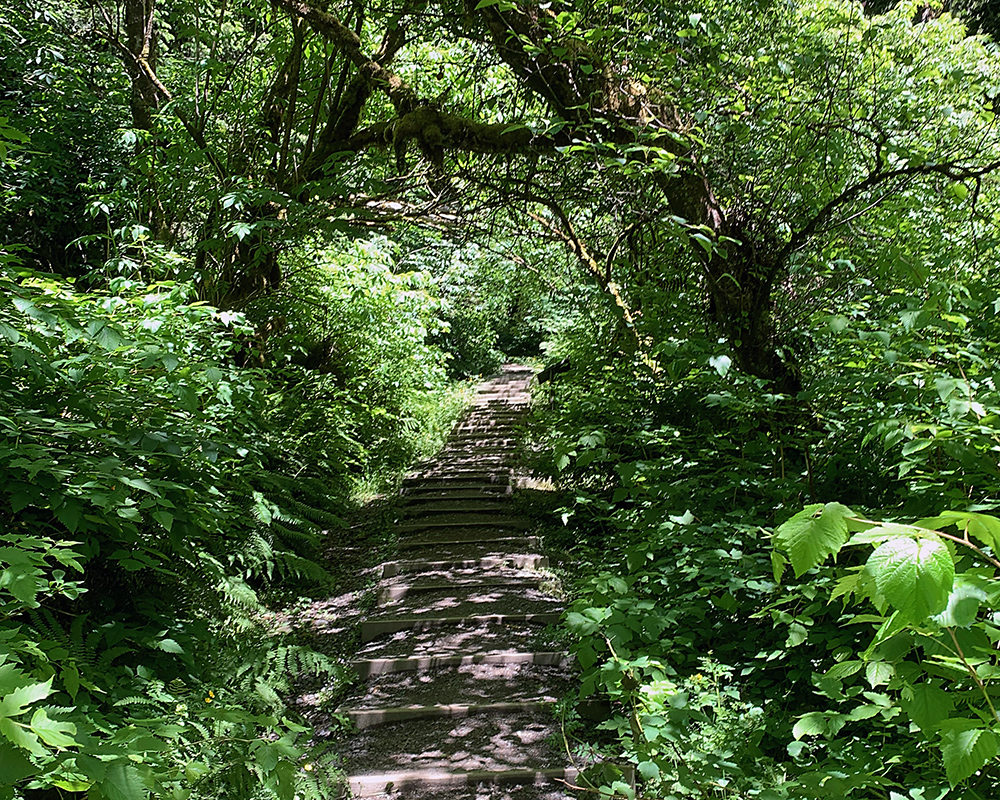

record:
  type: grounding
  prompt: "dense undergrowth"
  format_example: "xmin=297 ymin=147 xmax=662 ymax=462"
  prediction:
xmin=0 ymin=230 xmax=506 ymax=798
xmin=527 ymin=274 xmax=1000 ymax=799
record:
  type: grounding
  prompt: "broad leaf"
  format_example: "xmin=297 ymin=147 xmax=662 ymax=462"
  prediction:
xmin=866 ymin=536 xmax=953 ymax=622
xmin=775 ymin=502 xmax=853 ymax=577
xmin=940 ymin=724 xmax=998 ymax=786
xmin=900 ymin=683 xmax=954 ymax=736
xmin=0 ymin=742 xmax=34 ymax=784
xmin=29 ymin=708 xmax=77 ymax=748
xmin=101 ymin=761 xmax=146 ymax=800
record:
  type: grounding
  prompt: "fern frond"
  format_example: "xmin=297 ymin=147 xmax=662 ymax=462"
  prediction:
xmin=114 ymin=696 xmax=164 ymax=708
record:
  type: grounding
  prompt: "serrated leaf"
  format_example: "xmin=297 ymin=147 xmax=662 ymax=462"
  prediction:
xmin=0 ymin=717 xmax=47 ymax=756
xmin=775 ymin=503 xmax=853 ymax=577
xmin=900 ymin=683 xmax=954 ymax=736
xmin=119 ymin=476 xmax=159 ymax=496
xmin=102 ymin=760 xmax=146 ymax=800
xmin=940 ymin=726 xmax=997 ymax=786
xmin=793 ymin=711 xmax=827 ymax=739
xmin=152 ymin=511 xmax=173 ymax=532
xmin=866 ymin=536 xmax=953 ymax=622
xmin=771 ymin=550 xmax=785 ymax=583
xmin=825 ymin=660 xmax=863 ymax=680
xmin=865 ymin=660 xmax=894 ymax=687
xmin=847 ymin=523 xmax=915 ymax=545
xmin=29 ymin=708 xmax=76 ymax=748
xmin=0 ymin=563 xmax=43 ymax=605
xmin=848 ymin=704 xmax=881 ymax=721
xmin=0 ymin=679 xmax=52 ymax=718
xmin=54 ymin=500 xmax=83 ymax=533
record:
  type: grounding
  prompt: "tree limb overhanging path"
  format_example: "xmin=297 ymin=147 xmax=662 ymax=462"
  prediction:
xmin=336 ymin=365 xmax=576 ymax=798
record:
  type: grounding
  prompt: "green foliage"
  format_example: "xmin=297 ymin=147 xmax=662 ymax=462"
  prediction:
xmin=0 ymin=256 xmax=354 ymax=797
xmin=773 ymin=504 xmax=1000 ymax=791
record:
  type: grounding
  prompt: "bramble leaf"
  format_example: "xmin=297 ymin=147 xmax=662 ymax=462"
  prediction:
xmin=775 ymin=502 xmax=853 ymax=577
xmin=866 ymin=536 xmax=953 ymax=622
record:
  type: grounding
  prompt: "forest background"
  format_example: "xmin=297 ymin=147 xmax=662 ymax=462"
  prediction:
xmin=2 ymin=0 xmax=1000 ymax=797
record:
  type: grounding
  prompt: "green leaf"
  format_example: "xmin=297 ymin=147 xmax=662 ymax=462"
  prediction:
xmin=915 ymin=512 xmax=1000 ymax=552
xmin=29 ymin=708 xmax=77 ymax=748
xmin=771 ymin=550 xmax=786 ymax=583
xmin=152 ymin=511 xmax=173 ymax=532
xmin=0 ymin=564 xmax=43 ymax=606
xmin=865 ymin=660 xmax=894 ymax=688
xmin=637 ymin=760 xmax=660 ymax=780
xmin=940 ymin=724 xmax=998 ymax=786
xmin=775 ymin=503 xmax=853 ymax=577
xmin=0 ymin=679 xmax=52 ymax=718
xmin=0 ymin=717 xmax=47 ymax=757
xmin=932 ymin=576 xmax=987 ymax=628
xmin=866 ymin=536 xmax=953 ymax=622
xmin=101 ymin=760 xmax=147 ymax=800
xmin=900 ymin=683 xmax=954 ymax=736
xmin=0 ymin=742 xmax=35 ymax=784
xmin=119 ymin=476 xmax=159 ymax=496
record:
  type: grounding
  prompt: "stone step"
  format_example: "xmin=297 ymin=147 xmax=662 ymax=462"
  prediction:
xmin=395 ymin=534 xmax=540 ymax=551
xmin=401 ymin=484 xmax=513 ymax=496
xmin=397 ymin=514 xmax=531 ymax=531
xmin=339 ymin=709 xmax=570 ymax=783
xmin=377 ymin=576 xmax=544 ymax=604
xmin=375 ymin=585 xmax=561 ymax=614
xmin=343 ymin=660 xmax=573 ymax=710
xmin=452 ymin=421 xmax=521 ymax=431
xmin=347 ymin=767 xmax=577 ymax=798
xmin=397 ymin=501 xmax=515 ymax=516
xmin=361 ymin=611 xmax=562 ymax=642
xmin=380 ymin=553 xmax=548 ymax=578
xmin=404 ymin=472 xmax=511 ymax=485
xmin=344 ymin=700 xmax=556 ymax=730
xmin=355 ymin=620 xmax=561 ymax=663
xmin=353 ymin=650 xmax=570 ymax=679
xmin=446 ymin=434 xmax=518 ymax=444
xmin=369 ymin=780 xmax=572 ymax=800
xmin=399 ymin=491 xmax=513 ymax=504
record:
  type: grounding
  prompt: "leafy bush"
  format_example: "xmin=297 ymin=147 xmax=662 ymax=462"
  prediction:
xmin=0 ymin=258 xmax=347 ymax=798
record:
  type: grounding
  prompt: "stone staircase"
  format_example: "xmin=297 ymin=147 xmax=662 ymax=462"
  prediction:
xmin=336 ymin=365 xmax=576 ymax=799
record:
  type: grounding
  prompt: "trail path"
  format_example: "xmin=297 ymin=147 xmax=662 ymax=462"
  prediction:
xmin=338 ymin=365 xmax=575 ymax=799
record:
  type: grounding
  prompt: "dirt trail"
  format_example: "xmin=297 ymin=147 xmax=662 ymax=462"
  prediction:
xmin=338 ymin=365 xmax=575 ymax=798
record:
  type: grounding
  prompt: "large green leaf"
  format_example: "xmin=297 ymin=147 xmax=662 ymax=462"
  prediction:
xmin=866 ymin=536 xmax=953 ymax=622
xmin=900 ymin=682 xmax=954 ymax=736
xmin=29 ymin=708 xmax=77 ymax=748
xmin=939 ymin=722 xmax=998 ymax=786
xmin=101 ymin=761 xmax=147 ymax=800
xmin=774 ymin=502 xmax=854 ymax=577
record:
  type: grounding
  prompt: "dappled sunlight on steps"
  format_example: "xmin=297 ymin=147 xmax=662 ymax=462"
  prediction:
xmin=309 ymin=365 xmax=578 ymax=799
